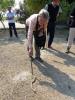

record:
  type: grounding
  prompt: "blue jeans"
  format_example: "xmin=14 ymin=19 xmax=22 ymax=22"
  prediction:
xmin=9 ymin=23 xmax=18 ymax=37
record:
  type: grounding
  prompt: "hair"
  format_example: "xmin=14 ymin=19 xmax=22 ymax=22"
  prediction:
xmin=38 ymin=9 xmax=49 ymax=21
xmin=52 ymin=0 xmax=60 ymax=3
xmin=8 ymin=6 xmax=12 ymax=10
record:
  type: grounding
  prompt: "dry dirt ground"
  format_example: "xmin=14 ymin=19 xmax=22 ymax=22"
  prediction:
xmin=0 ymin=29 xmax=75 ymax=100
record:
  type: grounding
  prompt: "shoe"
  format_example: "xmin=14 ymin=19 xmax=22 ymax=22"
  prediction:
xmin=16 ymin=36 xmax=19 ymax=39
xmin=66 ymin=37 xmax=68 ymax=41
xmin=65 ymin=46 xmax=70 ymax=54
xmin=74 ymin=38 xmax=75 ymax=41
xmin=65 ymin=50 xmax=70 ymax=54
xmin=30 ymin=56 xmax=34 ymax=61
xmin=8 ymin=37 xmax=13 ymax=41
xmin=35 ymin=57 xmax=43 ymax=62
xmin=48 ymin=45 xmax=53 ymax=49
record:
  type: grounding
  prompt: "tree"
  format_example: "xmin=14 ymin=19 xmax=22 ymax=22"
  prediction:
xmin=0 ymin=12 xmax=6 ymax=30
xmin=23 ymin=0 xmax=51 ymax=14
xmin=58 ymin=0 xmax=75 ymax=24
xmin=66 ymin=0 xmax=74 ymax=4
xmin=0 ymin=0 xmax=15 ymax=10
xmin=23 ymin=0 xmax=75 ymax=24
xmin=0 ymin=0 xmax=15 ymax=30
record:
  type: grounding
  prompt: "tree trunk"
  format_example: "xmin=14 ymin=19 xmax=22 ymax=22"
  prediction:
xmin=0 ymin=21 xmax=6 ymax=30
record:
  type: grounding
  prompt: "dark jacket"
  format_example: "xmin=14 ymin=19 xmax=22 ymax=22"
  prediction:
xmin=47 ymin=3 xmax=59 ymax=23
xmin=69 ymin=8 xmax=75 ymax=28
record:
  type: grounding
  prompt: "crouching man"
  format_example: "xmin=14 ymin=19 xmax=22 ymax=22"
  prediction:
xmin=26 ymin=9 xmax=49 ymax=61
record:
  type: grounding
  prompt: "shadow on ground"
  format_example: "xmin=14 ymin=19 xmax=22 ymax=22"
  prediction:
xmin=0 ymin=33 xmax=26 ymax=46
xmin=33 ymin=59 xmax=75 ymax=99
xmin=45 ymin=48 xmax=75 ymax=67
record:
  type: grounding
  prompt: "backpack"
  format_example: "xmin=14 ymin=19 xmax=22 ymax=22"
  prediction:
xmin=33 ymin=16 xmax=46 ymax=48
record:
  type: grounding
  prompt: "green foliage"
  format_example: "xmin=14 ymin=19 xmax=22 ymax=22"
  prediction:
xmin=23 ymin=0 xmax=51 ymax=14
xmin=0 ymin=0 xmax=15 ymax=10
xmin=0 ymin=13 xmax=2 ymax=20
xmin=57 ymin=0 xmax=75 ymax=24
xmin=66 ymin=0 xmax=74 ymax=4
xmin=23 ymin=0 xmax=75 ymax=24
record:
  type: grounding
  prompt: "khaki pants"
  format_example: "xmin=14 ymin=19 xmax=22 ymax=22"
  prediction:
xmin=67 ymin=28 xmax=75 ymax=47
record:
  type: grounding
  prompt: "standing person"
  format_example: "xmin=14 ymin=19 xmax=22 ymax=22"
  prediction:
xmin=45 ymin=0 xmax=59 ymax=48
xmin=7 ymin=6 xmax=18 ymax=39
xmin=26 ymin=9 xmax=49 ymax=61
xmin=66 ymin=8 xmax=75 ymax=53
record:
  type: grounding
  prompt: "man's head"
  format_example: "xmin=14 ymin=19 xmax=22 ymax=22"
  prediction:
xmin=8 ymin=6 xmax=12 ymax=12
xmin=38 ymin=9 xmax=49 ymax=27
xmin=52 ymin=0 xmax=60 ymax=6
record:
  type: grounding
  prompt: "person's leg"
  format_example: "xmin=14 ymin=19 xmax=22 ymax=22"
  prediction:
xmin=34 ymin=42 xmax=40 ymax=58
xmin=66 ymin=33 xmax=69 ymax=41
xmin=26 ymin=25 xmax=28 ymax=38
xmin=12 ymin=23 xmax=18 ymax=38
xmin=9 ymin=23 xmax=13 ymax=37
xmin=66 ymin=28 xmax=75 ymax=53
xmin=48 ymin=23 xmax=55 ymax=48
xmin=48 ymin=31 xmax=55 ymax=47
xmin=34 ymin=42 xmax=43 ymax=62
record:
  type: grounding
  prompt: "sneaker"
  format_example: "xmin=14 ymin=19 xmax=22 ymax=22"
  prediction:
xmin=65 ymin=50 xmax=70 ymax=54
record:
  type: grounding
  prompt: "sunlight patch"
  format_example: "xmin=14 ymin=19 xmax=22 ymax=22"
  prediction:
xmin=69 ymin=74 xmax=75 ymax=81
xmin=13 ymin=71 xmax=32 ymax=82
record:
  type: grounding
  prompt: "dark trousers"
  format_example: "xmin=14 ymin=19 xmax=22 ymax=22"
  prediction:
xmin=25 ymin=25 xmax=28 ymax=38
xmin=47 ymin=22 xmax=55 ymax=47
xmin=9 ymin=23 xmax=18 ymax=37
xmin=34 ymin=40 xmax=40 ymax=58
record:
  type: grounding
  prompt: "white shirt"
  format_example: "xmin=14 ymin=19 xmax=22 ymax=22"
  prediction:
xmin=7 ymin=11 xmax=15 ymax=23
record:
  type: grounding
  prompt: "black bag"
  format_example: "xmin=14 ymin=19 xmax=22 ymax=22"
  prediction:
xmin=34 ymin=17 xmax=46 ymax=48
